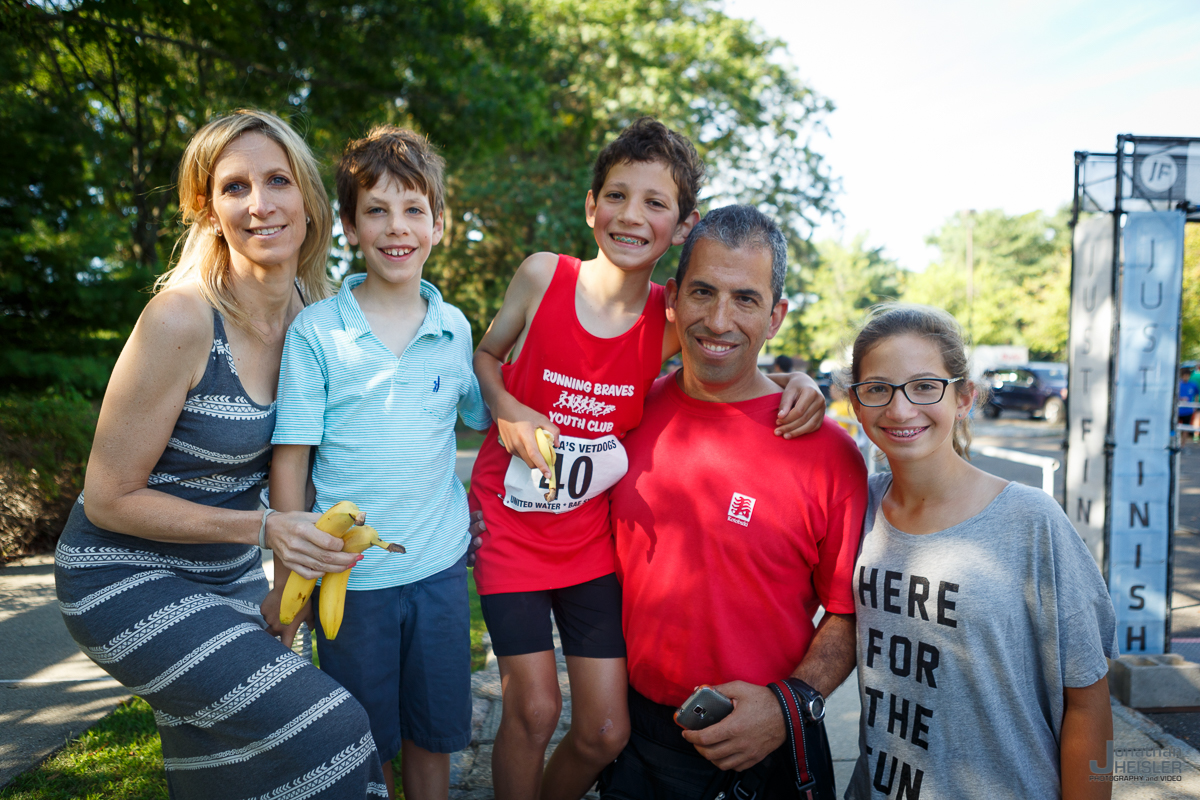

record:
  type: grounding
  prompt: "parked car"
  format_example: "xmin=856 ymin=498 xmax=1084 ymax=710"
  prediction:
xmin=981 ymin=362 xmax=1067 ymax=423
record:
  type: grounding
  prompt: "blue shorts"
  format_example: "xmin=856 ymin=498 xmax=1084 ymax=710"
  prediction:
xmin=314 ymin=554 xmax=471 ymax=759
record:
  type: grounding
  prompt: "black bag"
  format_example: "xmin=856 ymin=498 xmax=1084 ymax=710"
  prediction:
xmin=767 ymin=678 xmax=836 ymax=800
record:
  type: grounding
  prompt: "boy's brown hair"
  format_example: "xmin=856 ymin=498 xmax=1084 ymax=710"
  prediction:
xmin=590 ymin=117 xmax=705 ymax=223
xmin=336 ymin=125 xmax=446 ymax=223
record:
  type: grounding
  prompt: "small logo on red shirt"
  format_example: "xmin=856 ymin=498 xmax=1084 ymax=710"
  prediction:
xmin=727 ymin=492 xmax=756 ymax=527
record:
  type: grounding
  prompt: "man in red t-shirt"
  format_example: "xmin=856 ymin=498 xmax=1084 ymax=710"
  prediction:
xmin=601 ymin=205 xmax=867 ymax=799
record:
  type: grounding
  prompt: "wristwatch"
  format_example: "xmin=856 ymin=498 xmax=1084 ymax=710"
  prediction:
xmin=782 ymin=677 xmax=825 ymax=722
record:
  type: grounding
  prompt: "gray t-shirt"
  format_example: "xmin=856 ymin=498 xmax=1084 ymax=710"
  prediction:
xmin=845 ymin=474 xmax=1117 ymax=800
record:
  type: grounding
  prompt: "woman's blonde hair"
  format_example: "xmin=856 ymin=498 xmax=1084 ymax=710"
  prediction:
xmin=156 ymin=109 xmax=333 ymax=330
xmin=849 ymin=302 xmax=988 ymax=459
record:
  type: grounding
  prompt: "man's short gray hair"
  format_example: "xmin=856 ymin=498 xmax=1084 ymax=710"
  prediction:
xmin=674 ymin=204 xmax=787 ymax=305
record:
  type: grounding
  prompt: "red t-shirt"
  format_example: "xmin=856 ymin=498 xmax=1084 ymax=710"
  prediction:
xmin=470 ymin=255 xmax=666 ymax=594
xmin=611 ymin=373 xmax=867 ymax=707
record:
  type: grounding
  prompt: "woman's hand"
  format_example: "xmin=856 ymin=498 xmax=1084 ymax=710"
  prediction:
xmin=773 ymin=373 xmax=826 ymax=438
xmin=494 ymin=395 xmax=560 ymax=481
xmin=261 ymin=584 xmax=313 ymax=648
xmin=263 ymin=511 xmax=360 ymax=580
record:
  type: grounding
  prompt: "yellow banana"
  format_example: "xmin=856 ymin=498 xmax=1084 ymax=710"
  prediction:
xmin=318 ymin=525 xmax=404 ymax=640
xmin=536 ymin=428 xmax=557 ymax=501
xmin=278 ymin=501 xmax=364 ymax=625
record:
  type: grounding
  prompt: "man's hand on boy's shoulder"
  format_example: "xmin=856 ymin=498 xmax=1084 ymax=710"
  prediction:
xmin=774 ymin=372 xmax=826 ymax=439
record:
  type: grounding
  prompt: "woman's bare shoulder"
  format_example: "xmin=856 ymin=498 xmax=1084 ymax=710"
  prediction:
xmin=137 ymin=285 xmax=214 ymax=351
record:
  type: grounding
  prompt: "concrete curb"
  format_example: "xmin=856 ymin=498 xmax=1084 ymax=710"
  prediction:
xmin=1112 ymin=698 xmax=1200 ymax=770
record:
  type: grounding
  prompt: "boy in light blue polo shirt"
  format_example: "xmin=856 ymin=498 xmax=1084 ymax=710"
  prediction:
xmin=267 ymin=126 xmax=490 ymax=800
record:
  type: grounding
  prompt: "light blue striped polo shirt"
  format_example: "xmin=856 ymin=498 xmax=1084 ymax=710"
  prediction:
xmin=273 ymin=272 xmax=491 ymax=589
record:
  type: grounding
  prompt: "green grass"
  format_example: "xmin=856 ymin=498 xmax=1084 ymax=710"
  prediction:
xmin=1 ymin=575 xmax=489 ymax=800
xmin=0 ymin=697 xmax=167 ymax=799
xmin=468 ymin=568 xmax=487 ymax=671
xmin=455 ymin=429 xmax=487 ymax=451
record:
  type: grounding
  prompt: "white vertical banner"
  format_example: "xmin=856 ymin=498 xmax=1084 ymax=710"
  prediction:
xmin=1110 ymin=211 xmax=1185 ymax=655
xmin=1065 ymin=215 xmax=1114 ymax=565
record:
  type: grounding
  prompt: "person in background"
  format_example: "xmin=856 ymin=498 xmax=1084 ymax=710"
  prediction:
xmin=771 ymin=354 xmax=793 ymax=373
xmin=1179 ymin=366 xmax=1198 ymax=443
xmin=828 ymin=382 xmax=859 ymax=439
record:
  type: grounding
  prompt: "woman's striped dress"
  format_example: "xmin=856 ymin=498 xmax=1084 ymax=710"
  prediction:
xmin=55 ymin=311 xmax=386 ymax=800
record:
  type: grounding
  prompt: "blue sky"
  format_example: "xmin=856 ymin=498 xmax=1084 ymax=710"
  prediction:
xmin=726 ymin=0 xmax=1200 ymax=270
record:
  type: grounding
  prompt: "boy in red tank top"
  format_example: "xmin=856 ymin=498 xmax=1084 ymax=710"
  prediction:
xmin=469 ymin=118 xmax=826 ymax=800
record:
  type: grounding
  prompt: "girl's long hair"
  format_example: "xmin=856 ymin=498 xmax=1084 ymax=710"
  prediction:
xmin=156 ymin=109 xmax=333 ymax=331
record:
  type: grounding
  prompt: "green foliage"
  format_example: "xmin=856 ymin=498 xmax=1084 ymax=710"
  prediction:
xmin=468 ymin=568 xmax=488 ymax=672
xmin=0 ymin=697 xmax=167 ymax=800
xmin=0 ymin=392 xmax=98 ymax=500
xmin=2 ymin=0 xmax=550 ymax=393
xmin=1181 ymin=224 xmax=1200 ymax=361
xmin=0 ymin=350 xmax=117 ymax=398
xmin=783 ymin=235 xmax=901 ymax=366
xmin=901 ymin=208 xmax=1071 ymax=360
xmin=345 ymin=0 xmax=838 ymax=345
xmin=2 ymin=0 xmax=833 ymax=391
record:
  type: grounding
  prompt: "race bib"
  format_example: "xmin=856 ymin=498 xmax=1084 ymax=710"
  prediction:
xmin=501 ymin=434 xmax=628 ymax=514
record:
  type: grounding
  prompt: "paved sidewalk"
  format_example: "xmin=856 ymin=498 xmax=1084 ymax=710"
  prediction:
xmin=0 ymin=553 xmax=128 ymax=788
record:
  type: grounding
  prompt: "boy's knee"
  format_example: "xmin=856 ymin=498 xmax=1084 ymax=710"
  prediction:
xmin=505 ymin=695 xmax=562 ymax=744
xmin=574 ymin=715 xmax=630 ymax=763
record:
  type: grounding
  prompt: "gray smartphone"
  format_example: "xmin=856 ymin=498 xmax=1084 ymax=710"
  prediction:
xmin=674 ymin=685 xmax=734 ymax=730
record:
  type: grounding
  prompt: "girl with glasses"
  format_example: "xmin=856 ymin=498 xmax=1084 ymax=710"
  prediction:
xmin=842 ymin=303 xmax=1116 ymax=800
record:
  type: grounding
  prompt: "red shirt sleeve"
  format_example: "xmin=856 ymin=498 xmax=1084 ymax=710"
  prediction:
xmin=812 ymin=474 xmax=868 ymax=615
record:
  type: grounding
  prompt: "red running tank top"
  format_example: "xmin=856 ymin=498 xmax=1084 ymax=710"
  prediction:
xmin=470 ymin=254 xmax=666 ymax=594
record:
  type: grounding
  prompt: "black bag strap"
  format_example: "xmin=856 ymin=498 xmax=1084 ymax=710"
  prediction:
xmin=767 ymin=678 xmax=826 ymax=799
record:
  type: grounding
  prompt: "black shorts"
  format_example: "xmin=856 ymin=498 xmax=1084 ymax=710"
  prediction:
xmin=480 ymin=573 xmax=626 ymax=659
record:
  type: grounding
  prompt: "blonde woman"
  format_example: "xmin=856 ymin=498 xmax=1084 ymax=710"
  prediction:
xmin=54 ymin=110 xmax=386 ymax=799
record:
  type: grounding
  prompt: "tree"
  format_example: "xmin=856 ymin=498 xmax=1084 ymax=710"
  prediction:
xmin=1181 ymin=224 xmax=1200 ymax=361
xmin=1 ymin=0 xmax=836 ymax=391
xmin=1 ymin=0 xmax=547 ymax=393
xmin=901 ymin=208 xmax=1071 ymax=360
xmin=427 ymin=0 xmax=837 ymax=344
xmin=780 ymin=236 xmax=900 ymax=367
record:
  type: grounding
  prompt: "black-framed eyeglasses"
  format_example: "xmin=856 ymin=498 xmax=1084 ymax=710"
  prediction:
xmin=849 ymin=377 xmax=964 ymax=407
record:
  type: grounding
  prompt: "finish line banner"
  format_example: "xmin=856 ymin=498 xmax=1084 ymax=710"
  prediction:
xmin=1109 ymin=210 xmax=1184 ymax=655
xmin=1065 ymin=215 xmax=1114 ymax=565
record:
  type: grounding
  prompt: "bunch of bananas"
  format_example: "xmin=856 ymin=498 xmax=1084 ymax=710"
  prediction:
xmin=278 ymin=500 xmax=405 ymax=640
